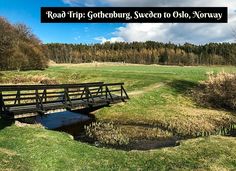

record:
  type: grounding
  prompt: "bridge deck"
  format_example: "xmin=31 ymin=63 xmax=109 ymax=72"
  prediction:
xmin=0 ymin=82 xmax=129 ymax=119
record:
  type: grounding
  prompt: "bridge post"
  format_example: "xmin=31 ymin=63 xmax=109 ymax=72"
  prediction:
xmin=64 ymin=87 xmax=72 ymax=108
xmin=80 ymin=88 xmax=85 ymax=99
xmin=121 ymin=85 xmax=129 ymax=100
xmin=84 ymin=86 xmax=91 ymax=106
xmin=35 ymin=89 xmax=41 ymax=111
xmin=105 ymin=86 xmax=108 ymax=100
xmin=0 ymin=92 xmax=5 ymax=117
xmin=39 ymin=89 xmax=48 ymax=114
xmin=85 ymin=86 xmax=94 ymax=106
xmin=101 ymin=85 xmax=103 ymax=96
xmin=45 ymin=89 xmax=47 ymax=102
xmin=14 ymin=90 xmax=20 ymax=105
xmin=42 ymin=89 xmax=47 ymax=102
xmin=95 ymin=85 xmax=102 ymax=96
xmin=106 ymin=86 xmax=113 ymax=102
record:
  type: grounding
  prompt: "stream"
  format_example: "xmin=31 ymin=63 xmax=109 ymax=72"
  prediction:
xmin=20 ymin=111 xmax=184 ymax=150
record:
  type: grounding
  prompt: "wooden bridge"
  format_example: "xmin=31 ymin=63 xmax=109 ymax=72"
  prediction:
xmin=0 ymin=82 xmax=129 ymax=119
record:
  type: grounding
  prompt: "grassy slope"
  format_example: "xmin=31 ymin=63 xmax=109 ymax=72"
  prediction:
xmin=1 ymin=64 xmax=236 ymax=170
xmin=0 ymin=126 xmax=236 ymax=171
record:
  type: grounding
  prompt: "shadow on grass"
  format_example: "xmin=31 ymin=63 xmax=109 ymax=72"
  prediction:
xmin=166 ymin=79 xmax=198 ymax=94
xmin=0 ymin=118 xmax=14 ymax=130
xmin=167 ymin=79 xmax=236 ymax=117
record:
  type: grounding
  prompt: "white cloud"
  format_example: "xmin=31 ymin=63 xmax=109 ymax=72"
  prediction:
xmin=95 ymin=36 xmax=124 ymax=43
xmin=112 ymin=22 xmax=235 ymax=44
xmin=63 ymin=0 xmax=79 ymax=6
xmin=117 ymin=23 xmax=170 ymax=42
xmin=63 ymin=0 xmax=236 ymax=44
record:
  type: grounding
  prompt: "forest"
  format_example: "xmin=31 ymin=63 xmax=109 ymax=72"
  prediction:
xmin=1 ymin=16 xmax=236 ymax=71
xmin=45 ymin=42 xmax=236 ymax=66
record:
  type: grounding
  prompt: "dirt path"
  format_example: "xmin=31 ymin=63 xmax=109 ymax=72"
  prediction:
xmin=129 ymin=83 xmax=164 ymax=96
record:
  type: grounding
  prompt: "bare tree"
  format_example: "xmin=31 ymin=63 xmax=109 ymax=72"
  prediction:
xmin=0 ymin=17 xmax=48 ymax=71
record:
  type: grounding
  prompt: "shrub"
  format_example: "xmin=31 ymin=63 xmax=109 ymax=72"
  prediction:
xmin=31 ymin=75 xmax=58 ymax=84
xmin=9 ymin=75 xmax=58 ymax=84
xmin=193 ymin=71 xmax=236 ymax=110
xmin=84 ymin=122 xmax=129 ymax=146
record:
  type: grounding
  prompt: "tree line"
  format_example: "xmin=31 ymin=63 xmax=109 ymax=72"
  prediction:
xmin=1 ymin=16 xmax=236 ymax=71
xmin=0 ymin=17 xmax=48 ymax=71
xmin=45 ymin=41 xmax=236 ymax=66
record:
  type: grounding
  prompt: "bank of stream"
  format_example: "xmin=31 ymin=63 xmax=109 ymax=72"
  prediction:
xmin=19 ymin=110 xmax=236 ymax=151
xmin=19 ymin=110 xmax=182 ymax=150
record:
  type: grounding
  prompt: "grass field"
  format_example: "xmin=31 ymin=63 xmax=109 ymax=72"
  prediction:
xmin=0 ymin=64 xmax=236 ymax=170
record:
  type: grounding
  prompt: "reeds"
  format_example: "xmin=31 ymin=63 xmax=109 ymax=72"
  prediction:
xmin=84 ymin=122 xmax=129 ymax=146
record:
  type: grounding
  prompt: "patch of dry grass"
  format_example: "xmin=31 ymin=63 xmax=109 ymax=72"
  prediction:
xmin=1 ymin=75 xmax=58 ymax=85
xmin=119 ymin=125 xmax=173 ymax=140
xmin=129 ymin=83 xmax=164 ymax=96
xmin=150 ymin=106 xmax=235 ymax=136
xmin=0 ymin=148 xmax=17 ymax=156
xmin=49 ymin=62 xmax=151 ymax=68
xmin=15 ymin=121 xmax=44 ymax=128
xmin=193 ymin=71 xmax=236 ymax=110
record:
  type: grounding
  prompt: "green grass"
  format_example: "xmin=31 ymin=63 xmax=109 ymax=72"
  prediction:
xmin=0 ymin=126 xmax=236 ymax=171
xmin=2 ymin=65 xmax=236 ymax=91
xmin=1 ymin=64 xmax=236 ymax=170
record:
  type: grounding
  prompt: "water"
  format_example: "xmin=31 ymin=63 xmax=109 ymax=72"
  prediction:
xmin=35 ymin=111 xmax=91 ymax=129
xmin=18 ymin=111 xmax=94 ymax=138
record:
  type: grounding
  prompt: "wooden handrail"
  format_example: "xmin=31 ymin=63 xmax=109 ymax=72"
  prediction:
xmin=0 ymin=82 xmax=104 ymax=91
xmin=0 ymin=82 xmax=129 ymax=119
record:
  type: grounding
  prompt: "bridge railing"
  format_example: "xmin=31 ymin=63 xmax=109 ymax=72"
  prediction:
xmin=0 ymin=82 xmax=129 ymax=118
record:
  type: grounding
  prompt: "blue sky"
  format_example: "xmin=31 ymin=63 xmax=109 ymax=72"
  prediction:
xmin=0 ymin=0 xmax=235 ymax=44
xmin=0 ymin=0 xmax=122 ymax=44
